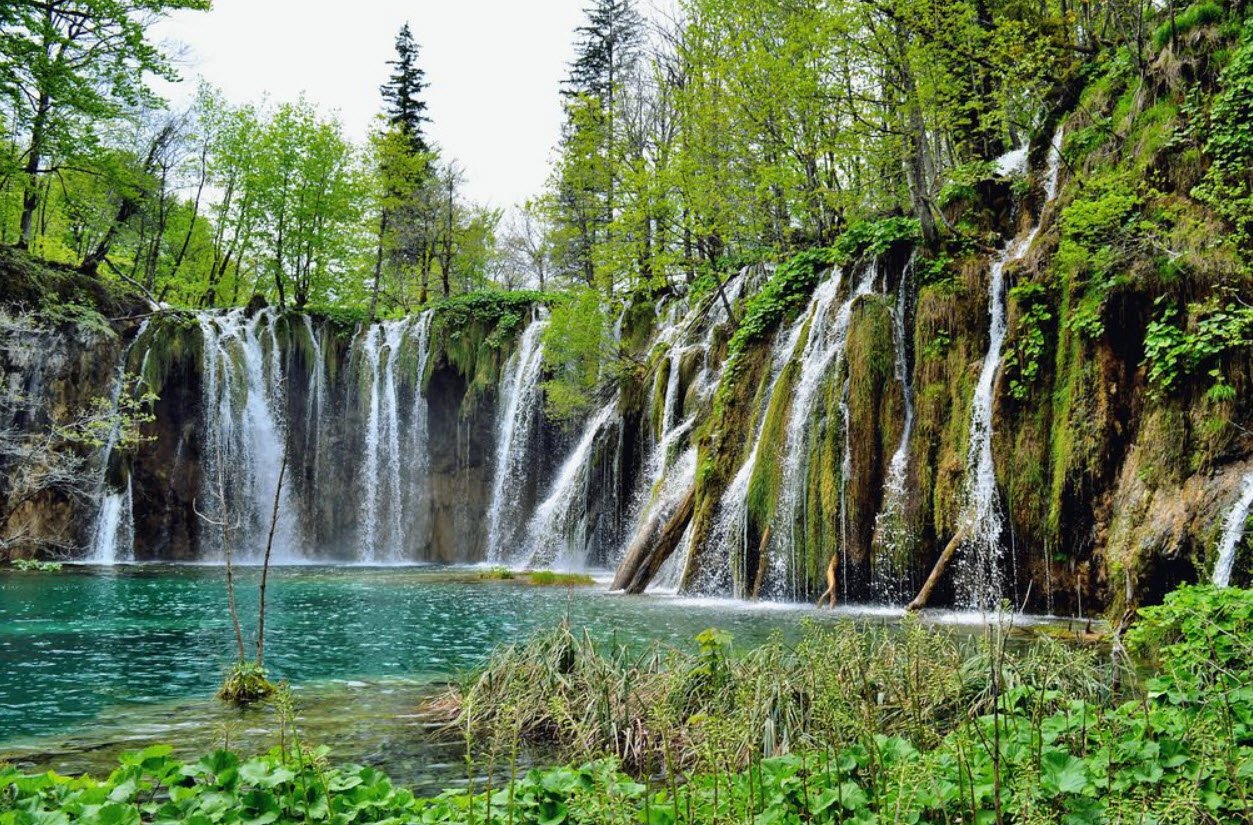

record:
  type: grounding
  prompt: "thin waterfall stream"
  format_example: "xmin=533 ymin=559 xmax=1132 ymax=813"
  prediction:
xmin=1212 ymin=470 xmax=1253 ymax=587
xmin=770 ymin=265 xmax=878 ymax=599
xmin=87 ymin=319 xmax=152 ymax=564
xmin=955 ymin=131 xmax=1065 ymax=609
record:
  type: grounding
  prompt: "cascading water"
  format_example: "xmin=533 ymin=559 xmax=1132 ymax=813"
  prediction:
xmin=769 ymin=265 xmax=878 ymax=599
xmin=1212 ymin=470 xmax=1253 ymax=587
xmin=689 ymin=272 xmax=837 ymax=597
xmin=355 ymin=314 xmax=434 ymax=563
xmin=955 ymin=131 xmax=1065 ymax=610
xmin=870 ymin=259 xmax=917 ymax=600
xmin=485 ymin=313 xmax=549 ymax=560
xmin=521 ymin=399 xmax=618 ymax=571
xmin=87 ymin=320 xmax=151 ymax=564
xmin=199 ymin=308 xmax=300 ymax=562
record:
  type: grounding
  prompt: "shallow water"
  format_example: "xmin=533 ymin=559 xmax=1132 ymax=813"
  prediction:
xmin=0 ymin=564 xmax=1062 ymax=790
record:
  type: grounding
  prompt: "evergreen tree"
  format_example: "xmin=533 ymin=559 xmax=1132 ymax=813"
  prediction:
xmin=552 ymin=0 xmax=644 ymax=287
xmin=380 ymin=23 xmax=431 ymax=154
xmin=563 ymin=0 xmax=644 ymax=103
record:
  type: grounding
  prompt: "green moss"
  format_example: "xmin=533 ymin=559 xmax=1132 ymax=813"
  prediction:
xmin=426 ymin=290 xmax=545 ymax=408
xmin=1153 ymin=2 xmax=1225 ymax=50
xmin=526 ymin=571 xmax=596 ymax=587
xmin=130 ymin=313 xmax=204 ymax=394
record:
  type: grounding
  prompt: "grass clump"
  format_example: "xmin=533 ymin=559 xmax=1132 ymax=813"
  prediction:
xmin=9 ymin=559 xmax=63 ymax=572
xmin=525 ymin=570 xmax=595 ymax=587
xmin=217 ymin=661 xmax=276 ymax=706
xmin=479 ymin=566 xmax=517 ymax=580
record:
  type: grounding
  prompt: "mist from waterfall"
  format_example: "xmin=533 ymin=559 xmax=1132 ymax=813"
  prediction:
xmin=1212 ymin=470 xmax=1253 ymax=587
xmin=955 ymin=131 xmax=1065 ymax=610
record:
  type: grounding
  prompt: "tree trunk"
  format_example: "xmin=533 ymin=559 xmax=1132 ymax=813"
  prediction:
xmin=906 ymin=526 xmax=970 ymax=612
xmin=612 ymin=484 xmax=696 ymax=594
xmin=18 ymin=94 xmax=50 ymax=249
xmin=255 ymin=441 xmax=289 ymax=669
xmin=369 ymin=210 xmax=388 ymax=321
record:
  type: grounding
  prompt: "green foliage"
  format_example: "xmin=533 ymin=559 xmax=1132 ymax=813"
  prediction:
xmin=1194 ymin=20 xmax=1253 ymax=266
xmin=1143 ymin=297 xmax=1253 ymax=395
xmin=1005 ymin=281 xmax=1054 ymax=400
xmin=1153 ymin=2 xmax=1226 ymax=50
xmin=938 ymin=161 xmax=999 ymax=208
xmin=541 ymin=287 xmax=611 ymax=422
xmin=9 ymin=559 xmax=62 ymax=572
xmin=525 ymin=571 xmax=596 ymax=587
xmin=217 ymin=662 xmax=275 ymax=706
xmin=727 ymin=249 xmax=832 ymax=357
xmin=479 ymin=566 xmax=517 ymax=581
xmin=830 ymin=217 xmax=921 ymax=265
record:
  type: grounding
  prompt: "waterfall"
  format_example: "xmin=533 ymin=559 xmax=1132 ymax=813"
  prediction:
xmin=690 ymin=272 xmax=835 ymax=596
xmin=769 ymin=265 xmax=878 ymax=599
xmin=955 ymin=131 xmax=1065 ymax=610
xmin=199 ymin=308 xmax=300 ymax=562
xmin=86 ymin=319 xmax=151 ymax=564
xmin=88 ymin=479 xmax=134 ymax=565
xmin=356 ymin=315 xmax=433 ymax=563
xmin=485 ymin=314 xmax=549 ymax=561
xmin=871 ymin=259 xmax=917 ymax=600
xmin=520 ymin=399 xmax=618 ymax=571
xmin=1212 ymin=470 xmax=1253 ymax=587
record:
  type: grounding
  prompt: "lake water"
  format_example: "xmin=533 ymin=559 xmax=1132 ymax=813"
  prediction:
xmin=0 ymin=565 xmax=1055 ymax=791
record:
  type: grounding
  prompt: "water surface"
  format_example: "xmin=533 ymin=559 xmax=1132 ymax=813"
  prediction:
xmin=0 ymin=565 xmax=1056 ymax=789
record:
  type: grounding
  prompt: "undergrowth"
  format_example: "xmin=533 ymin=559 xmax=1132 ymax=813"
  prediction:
xmin=5 ymin=586 xmax=1252 ymax=824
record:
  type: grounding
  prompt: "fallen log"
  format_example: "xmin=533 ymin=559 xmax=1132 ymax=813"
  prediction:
xmin=906 ymin=525 xmax=970 ymax=612
xmin=612 ymin=484 xmax=698 ymax=594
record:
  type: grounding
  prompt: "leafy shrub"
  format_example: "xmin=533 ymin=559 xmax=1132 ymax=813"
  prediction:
xmin=1005 ymin=281 xmax=1054 ymax=400
xmin=1143 ymin=297 xmax=1253 ymax=394
xmin=726 ymin=248 xmax=833 ymax=357
xmin=9 ymin=559 xmax=62 ymax=572
xmin=831 ymin=217 xmax=921 ymax=265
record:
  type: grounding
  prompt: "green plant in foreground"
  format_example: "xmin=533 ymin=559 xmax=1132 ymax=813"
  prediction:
xmin=4 ymin=586 xmax=1252 ymax=824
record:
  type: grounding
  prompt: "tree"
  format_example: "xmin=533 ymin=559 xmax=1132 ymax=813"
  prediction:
xmin=500 ymin=201 xmax=555 ymax=290
xmin=550 ymin=0 xmax=645 ymax=288
xmin=380 ymin=23 xmax=431 ymax=155
xmin=0 ymin=0 xmax=209 ymax=249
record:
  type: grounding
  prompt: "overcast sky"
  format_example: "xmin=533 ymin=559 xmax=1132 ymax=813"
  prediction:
xmin=152 ymin=1 xmax=590 ymax=209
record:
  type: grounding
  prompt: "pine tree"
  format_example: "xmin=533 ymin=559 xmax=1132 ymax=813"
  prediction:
xmin=563 ymin=0 xmax=644 ymax=104
xmin=380 ymin=23 xmax=430 ymax=154
xmin=553 ymin=0 xmax=643 ymax=286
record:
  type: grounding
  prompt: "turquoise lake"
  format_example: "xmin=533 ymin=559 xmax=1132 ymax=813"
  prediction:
xmin=0 ymin=564 xmax=1049 ymax=791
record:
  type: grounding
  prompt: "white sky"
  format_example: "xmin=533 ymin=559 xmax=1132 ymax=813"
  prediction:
xmin=152 ymin=0 xmax=589 ymax=209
